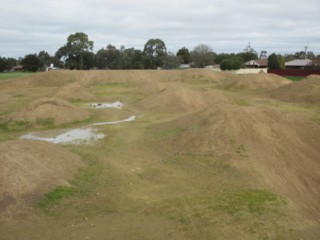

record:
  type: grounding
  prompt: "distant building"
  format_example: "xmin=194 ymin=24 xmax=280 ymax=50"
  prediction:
xmin=46 ymin=63 xmax=59 ymax=72
xmin=245 ymin=59 xmax=268 ymax=68
xmin=285 ymin=59 xmax=313 ymax=70
xmin=10 ymin=65 xmax=23 ymax=72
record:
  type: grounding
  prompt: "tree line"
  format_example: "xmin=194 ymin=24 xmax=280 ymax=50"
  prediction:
xmin=1 ymin=32 xmax=319 ymax=72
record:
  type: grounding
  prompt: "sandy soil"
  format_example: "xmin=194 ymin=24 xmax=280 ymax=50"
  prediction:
xmin=0 ymin=140 xmax=84 ymax=219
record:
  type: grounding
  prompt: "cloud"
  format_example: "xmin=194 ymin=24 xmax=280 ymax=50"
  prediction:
xmin=0 ymin=0 xmax=319 ymax=58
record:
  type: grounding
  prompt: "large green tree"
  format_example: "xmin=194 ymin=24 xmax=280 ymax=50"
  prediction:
xmin=95 ymin=44 xmax=122 ymax=69
xmin=56 ymin=32 xmax=93 ymax=69
xmin=176 ymin=47 xmax=191 ymax=64
xmin=143 ymin=38 xmax=167 ymax=69
xmin=21 ymin=54 xmax=39 ymax=72
xmin=37 ymin=50 xmax=51 ymax=71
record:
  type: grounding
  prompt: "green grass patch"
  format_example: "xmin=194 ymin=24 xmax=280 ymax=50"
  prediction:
xmin=0 ymin=72 xmax=34 ymax=81
xmin=237 ymin=144 xmax=248 ymax=157
xmin=283 ymin=76 xmax=304 ymax=81
xmin=217 ymin=189 xmax=285 ymax=216
xmin=36 ymin=117 xmax=55 ymax=127
xmin=0 ymin=120 xmax=30 ymax=131
xmin=38 ymin=186 xmax=76 ymax=209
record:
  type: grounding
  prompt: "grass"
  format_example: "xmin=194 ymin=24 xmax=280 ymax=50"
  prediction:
xmin=234 ymin=98 xmax=250 ymax=106
xmin=217 ymin=188 xmax=285 ymax=216
xmin=0 ymin=72 xmax=34 ymax=81
xmin=153 ymin=127 xmax=184 ymax=139
xmin=38 ymin=186 xmax=76 ymax=209
xmin=35 ymin=117 xmax=55 ymax=127
xmin=283 ymin=76 xmax=304 ymax=81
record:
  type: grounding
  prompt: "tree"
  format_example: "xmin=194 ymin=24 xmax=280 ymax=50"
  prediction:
xmin=38 ymin=50 xmax=51 ymax=71
xmin=191 ymin=44 xmax=215 ymax=68
xmin=0 ymin=57 xmax=8 ymax=72
xmin=260 ymin=50 xmax=267 ymax=59
xmin=143 ymin=38 xmax=167 ymax=69
xmin=56 ymin=32 xmax=93 ymax=69
xmin=278 ymin=55 xmax=285 ymax=69
xmin=163 ymin=52 xmax=182 ymax=69
xmin=267 ymin=53 xmax=280 ymax=69
xmin=176 ymin=47 xmax=191 ymax=64
xmin=21 ymin=54 xmax=39 ymax=72
xmin=95 ymin=48 xmax=108 ymax=69
xmin=105 ymin=44 xmax=122 ymax=69
xmin=239 ymin=42 xmax=258 ymax=62
xmin=215 ymin=53 xmax=232 ymax=64
xmin=220 ymin=57 xmax=242 ymax=70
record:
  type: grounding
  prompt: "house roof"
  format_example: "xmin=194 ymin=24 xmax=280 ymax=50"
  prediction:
xmin=285 ymin=59 xmax=312 ymax=67
xmin=245 ymin=59 xmax=268 ymax=67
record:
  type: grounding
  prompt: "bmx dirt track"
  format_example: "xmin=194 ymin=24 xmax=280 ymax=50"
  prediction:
xmin=0 ymin=69 xmax=319 ymax=239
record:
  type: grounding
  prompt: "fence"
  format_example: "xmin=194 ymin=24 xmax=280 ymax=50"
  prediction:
xmin=268 ymin=69 xmax=320 ymax=76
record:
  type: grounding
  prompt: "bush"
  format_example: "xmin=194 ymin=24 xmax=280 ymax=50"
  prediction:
xmin=220 ymin=59 xmax=242 ymax=70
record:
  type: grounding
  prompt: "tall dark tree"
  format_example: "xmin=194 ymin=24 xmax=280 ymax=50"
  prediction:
xmin=21 ymin=54 xmax=39 ymax=72
xmin=267 ymin=53 xmax=280 ymax=69
xmin=191 ymin=44 xmax=215 ymax=68
xmin=95 ymin=45 xmax=123 ymax=69
xmin=56 ymin=32 xmax=93 ymax=69
xmin=143 ymin=38 xmax=167 ymax=69
xmin=38 ymin=50 xmax=51 ymax=71
xmin=105 ymin=44 xmax=122 ymax=69
xmin=0 ymin=57 xmax=7 ymax=72
xmin=95 ymin=48 xmax=108 ymax=69
xmin=176 ymin=47 xmax=191 ymax=64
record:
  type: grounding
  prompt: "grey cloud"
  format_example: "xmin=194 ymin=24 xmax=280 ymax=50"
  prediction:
xmin=0 ymin=0 xmax=319 ymax=58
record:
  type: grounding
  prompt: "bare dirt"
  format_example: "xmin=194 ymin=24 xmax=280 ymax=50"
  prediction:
xmin=0 ymin=140 xmax=84 ymax=219
xmin=215 ymin=72 xmax=291 ymax=91
xmin=0 ymin=70 xmax=319 ymax=239
xmin=270 ymin=74 xmax=320 ymax=103
xmin=8 ymin=97 xmax=90 ymax=126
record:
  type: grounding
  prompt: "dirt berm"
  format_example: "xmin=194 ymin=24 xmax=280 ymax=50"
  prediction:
xmin=216 ymin=72 xmax=290 ymax=91
xmin=152 ymin=93 xmax=320 ymax=222
xmin=0 ymin=140 xmax=84 ymax=219
xmin=8 ymin=97 xmax=90 ymax=126
xmin=269 ymin=74 xmax=320 ymax=103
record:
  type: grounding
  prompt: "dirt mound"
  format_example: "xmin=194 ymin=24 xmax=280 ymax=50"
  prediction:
xmin=0 ymin=71 xmax=80 ymax=89
xmin=270 ymin=75 xmax=320 ymax=103
xmin=55 ymin=82 xmax=95 ymax=100
xmin=153 ymin=103 xmax=320 ymax=221
xmin=179 ymin=68 xmax=233 ymax=84
xmin=0 ymin=140 xmax=84 ymax=218
xmin=9 ymin=97 xmax=90 ymax=126
xmin=216 ymin=73 xmax=290 ymax=91
xmin=137 ymin=83 xmax=208 ymax=113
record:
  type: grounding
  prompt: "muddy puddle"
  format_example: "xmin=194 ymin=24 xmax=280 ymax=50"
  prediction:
xmin=20 ymin=115 xmax=136 ymax=144
xmin=89 ymin=101 xmax=123 ymax=109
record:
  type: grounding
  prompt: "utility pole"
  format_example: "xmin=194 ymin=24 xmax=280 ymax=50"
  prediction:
xmin=304 ymin=45 xmax=308 ymax=60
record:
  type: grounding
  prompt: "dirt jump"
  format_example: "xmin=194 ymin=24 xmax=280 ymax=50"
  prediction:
xmin=0 ymin=70 xmax=319 ymax=240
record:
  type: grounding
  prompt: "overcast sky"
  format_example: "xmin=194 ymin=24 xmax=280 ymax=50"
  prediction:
xmin=0 ymin=0 xmax=319 ymax=58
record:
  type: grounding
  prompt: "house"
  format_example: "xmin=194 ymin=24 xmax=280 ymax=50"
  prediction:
xmin=245 ymin=59 xmax=268 ymax=68
xmin=285 ymin=59 xmax=312 ymax=70
xmin=10 ymin=65 xmax=23 ymax=72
